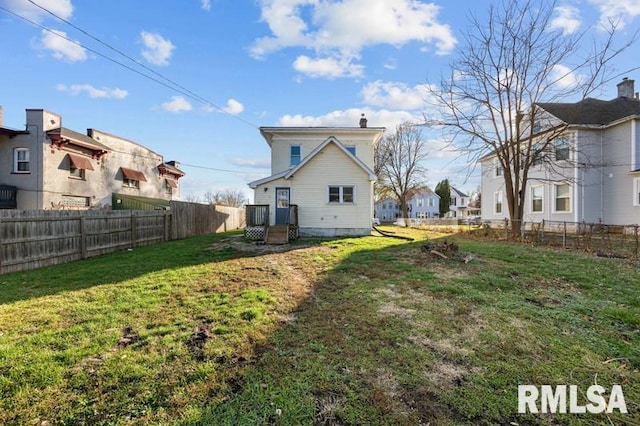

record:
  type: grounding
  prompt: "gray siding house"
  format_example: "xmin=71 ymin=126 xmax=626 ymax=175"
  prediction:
xmin=408 ymin=186 xmax=440 ymax=219
xmin=0 ymin=106 xmax=184 ymax=210
xmin=445 ymin=186 xmax=470 ymax=218
xmin=480 ymin=78 xmax=640 ymax=225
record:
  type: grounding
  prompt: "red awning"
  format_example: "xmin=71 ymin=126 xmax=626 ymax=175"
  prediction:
xmin=120 ymin=167 xmax=147 ymax=182
xmin=67 ymin=153 xmax=94 ymax=171
xmin=165 ymin=178 xmax=178 ymax=188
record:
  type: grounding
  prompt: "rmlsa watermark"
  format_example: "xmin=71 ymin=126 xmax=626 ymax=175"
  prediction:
xmin=518 ymin=385 xmax=627 ymax=414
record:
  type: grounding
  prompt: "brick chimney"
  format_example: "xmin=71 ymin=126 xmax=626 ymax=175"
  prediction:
xmin=617 ymin=77 xmax=635 ymax=99
xmin=359 ymin=113 xmax=367 ymax=128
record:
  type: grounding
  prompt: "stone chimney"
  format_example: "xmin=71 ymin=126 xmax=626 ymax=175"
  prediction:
xmin=359 ymin=113 xmax=367 ymax=128
xmin=617 ymin=77 xmax=635 ymax=99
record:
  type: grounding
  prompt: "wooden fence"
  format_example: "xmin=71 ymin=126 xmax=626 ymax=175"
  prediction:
xmin=0 ymin=203 xmax=245 ymax=274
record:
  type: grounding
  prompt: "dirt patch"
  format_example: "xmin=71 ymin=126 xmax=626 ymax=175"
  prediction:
xmin=406 ymin=335 xmax=472 ymax=357
xmin=427 ymin=361 xmax=469 ymax=388
xmin=186 ymin=321 xmax=211 ymax=361
xmin=378 ymin=301 xmax=416 ymax=319
xmin=117 ymin=327 xmax=140 ymax=348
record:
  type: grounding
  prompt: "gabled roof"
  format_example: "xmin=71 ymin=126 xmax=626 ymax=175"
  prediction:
xmin=249 ymin=136 xmax=376 ymax=189
xmin=537 ymin=97 xmax=640 ymax=126
xmin=0 ymin=126 xmax=28 ymax=137
xmin=450 ymin=186 xmax=468 ymax=198
xmin=407 ymin=186 xmax=439 ymax=199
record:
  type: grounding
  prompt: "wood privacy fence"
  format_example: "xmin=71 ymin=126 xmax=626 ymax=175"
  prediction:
xmin=0 ymin=203 xmax=245 ymax=274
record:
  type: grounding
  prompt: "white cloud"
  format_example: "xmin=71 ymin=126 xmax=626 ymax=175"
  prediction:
xmin=423 ymin=138 xmax=459 ymax=159
xmin=293 ymin=55 xmax=364 ymax=78
xmin=251 ymin=0 xmax=456 ymax=78
xmin=200 ymin=0 xmax=211 ymax=11
xmin=161 ymin=96 xmax=192 ymax=112
xmin=56 ymin=83 xmax=128 ymax=99
xmin=222 ymin=98 xmax=244 ymax=115
xmin=140 ymin=31 xmax=175 ymax=66
xmin=589 ymin=0 xmax=640 ymax=29
xmin=230 ymin=158 xmax=271 ymax=169
xmin=39 ymin=29 xmax=86 ymax=62
xmin=278 ymin=107 xmax=420 ymax=130
xmin=361 ymin=80 xmax=434 ymax=110
xmin=2 ymin=0 xmax=73 ymax=22
xmin=549 ymin=5 xmax=581 ymax=35
xmin=550 ymin=64 xmax=584 ymax=89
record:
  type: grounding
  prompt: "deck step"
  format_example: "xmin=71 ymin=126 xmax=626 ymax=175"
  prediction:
xmin=265 ymin=225 xmax=289 ymax=244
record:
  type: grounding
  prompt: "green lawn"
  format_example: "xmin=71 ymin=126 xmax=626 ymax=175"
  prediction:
xmin=0 ymin=229 xmax=638 ymax=425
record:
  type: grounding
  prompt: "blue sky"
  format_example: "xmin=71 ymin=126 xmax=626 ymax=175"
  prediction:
xmin=0 ymin=0 xmax=638 ymax=201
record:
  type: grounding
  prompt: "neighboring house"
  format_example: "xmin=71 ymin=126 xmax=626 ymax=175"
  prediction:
xmin=247 ymin=118 xmax=385 ymax=237
xmin=0 ymin=106 xmax=184 ymax=210
xmin=408 ymin=186 xmax=440 ymax=219
xmin=374 ymin=197 xmax=402 ymax=221
xmin=480 ymin=77 xmax=640 ymax=225
xmin=446 ymin=186 xmax=470 ymax=218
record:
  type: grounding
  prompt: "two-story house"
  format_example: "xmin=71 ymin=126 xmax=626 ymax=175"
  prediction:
xmin=0 ymin=106 xmax=184 ymax=210
xmin=247 ymin=117 xmax=385 ymax=238
xmin=374 ymin=197 xmax=402 ymax=222
xmin=408 ymin=186 xmax=440 ymax=219
xmin=480 ymin=77 xmax=640 ymax=225
xmin=445 ymin=186 xmax=470 ymax=218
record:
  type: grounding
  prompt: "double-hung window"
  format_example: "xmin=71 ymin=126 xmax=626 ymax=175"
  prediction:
xmin=14 ymin=148 xmax=30 ymax=173
xmin=554 ymin=136 xmax=570 ymax=161
xmin=531 ymin=186 xmax=543 ymax=213
xmin=554 ymin=183 xmax=571 ymax=212
xmin=290 ymin=145 xmax=301 ymax=167
xmin=328 ymin=185 xmax=354 ymax=203
xmin=494 ymin=191 xmax=503 ymax=214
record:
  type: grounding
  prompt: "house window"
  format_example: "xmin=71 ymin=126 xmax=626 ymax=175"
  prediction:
xmin=555 ymin=136 xmax=570 ymax=161
xmin=634 ymin=178 xmax=640 ymax=206
xmin=531 ymin=186 xmax=543 ymax=213
xmin=328 ymin=185 xmax=355 ymax=204
xmin=494 ymin=191 xmax=503 ymax=214
xmin=346 ymin=146 xmax=356 ymax=156
xmin=554 ymin=183 xmax=571 ymax=212
xmin=428 ymin=198 xmax=434 ymax=207
xmin=290 ymin=145 xmax=301 ymax=167
xmin=532 ymin=146 xmax=544 ymax=166
xmin=69 ymin=165 xmax=85 ymax=179
xmin=123 ymin=178 xmax=139 ymax=188
xmin=495 ymin=160 xmax=503 ymax=177
xmin=13 ymin=148 xmax=30 ymax=173
xmin=382 ymin=203 xmax=387 ymax=209
xmin=417 ymin=198 xmax=424 ymax=207
xmin=450 ymin=197 xmax=457 ymax=206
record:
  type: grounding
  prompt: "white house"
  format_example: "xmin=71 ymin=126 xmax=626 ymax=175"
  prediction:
xmin=0 ymin=106 xmax=184 ymax=210
xmin=247 ymin=118 xmax=385 ymax=238
xmin=445 ymin=186 xmax=470 ymax=218
xmin=480 ymin=77 xmax=640 ymax=225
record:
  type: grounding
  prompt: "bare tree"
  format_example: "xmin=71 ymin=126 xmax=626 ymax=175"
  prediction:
xmin=377 ymin=122 xmax=429 ymax=220
xmin=429 ymin=0 xmax=635 ymax=234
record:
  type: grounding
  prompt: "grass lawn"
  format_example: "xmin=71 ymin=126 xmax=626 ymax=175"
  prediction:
xmin=0 ymin=228 xmax=638 ymax=425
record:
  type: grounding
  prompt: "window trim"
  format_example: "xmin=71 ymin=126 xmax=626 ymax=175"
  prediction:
xmin=123 ymin=178 xmax=140 ymax=189
xmin=327 ymin=185 xmax=356 ymax=204
xmin=290 ymin=145 xmax=301 ymax=167
xmin=531 ymin=185 xmax=544 ymax=213
xmin=554 ymin=136 xmax=571 ymax=161
xmin=494 ymin=191 xmax=503 ymax=214
xmin=553 ymin=183 xmax=572 ymax=213
xmin=633 ymin=177 xmax=640 ymax=207
xmin=69 ymin=165 xmax=86 ymax=180
xmin=13 ymin=147 xmax=30 ymax=173
xmin=494 ymin=159 xmax=503 ymax=178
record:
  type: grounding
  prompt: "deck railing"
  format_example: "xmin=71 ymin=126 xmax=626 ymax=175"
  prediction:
xmin=246 ymin=204 xmax=269 ymax=227
xmin=0 ymin=185 xmax=17 ymax=209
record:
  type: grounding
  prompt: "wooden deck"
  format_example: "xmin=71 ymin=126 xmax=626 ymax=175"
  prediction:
xmin=245 ymin=205 xmax=299 ymax=244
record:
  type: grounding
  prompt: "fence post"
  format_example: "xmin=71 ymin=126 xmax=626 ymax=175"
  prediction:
xmin=563 ymin=221 xmax=567 ymax=248
xmin=131 ymin=211 xmax=137 ymax=248
xmin=634 ymin=225 xmax=639 ymax=258
xmin=80 ymin=215 xmax=87 ymax=259
xmin=504 ymin=218 xmax=509 ymax=240
xmin=541 ymin=219 xmax=545 ymax=242
xmin=0 ymin=218 xmax=3 ymax=273
xmin=164 ymin=211 xmax=170 ymax=242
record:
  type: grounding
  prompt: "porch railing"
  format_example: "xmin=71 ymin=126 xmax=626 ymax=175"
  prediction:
xmin=246 ymin=204 xmax=269 ymax=227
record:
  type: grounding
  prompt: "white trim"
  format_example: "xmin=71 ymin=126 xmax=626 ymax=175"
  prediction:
xmin=553 ymin=183 xmax=572 ymax=213
xmin=13 ymin=147 xmax=30 ymax=173
xmin=632 ymin=119 xmax=638 ymax=171
xmin=633 ymin=177 xmax=640 ymax=207
xmin=530 ymin=185 xmax=544 ymax=213
xmin=327 ymin=184 xmax=356 ymax=204
xmin=494 ymin=190 xmax=503 ymax=215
